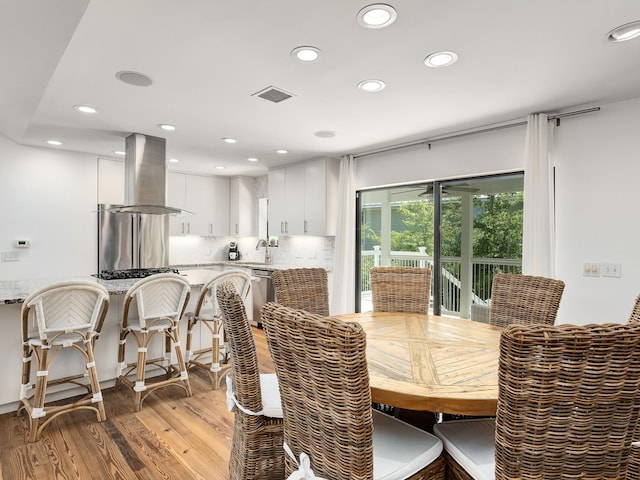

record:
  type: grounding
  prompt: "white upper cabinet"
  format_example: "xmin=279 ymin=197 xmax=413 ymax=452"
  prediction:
xmin=284 ymin=163 xmax=306 ymax=235
xmin=97 ymin=158 xmax=125 ymax=205
xmin=229 ymin=176 xmax=256 ymax=237
xmin=168 ymin=172 xmax=229 ymax=236
xmin=268 ymin=157 xmax=339 ymax=236
xmin=303 ymin=158 xmax=338 ymax=236
xmin=268 ymin=168 xmax=287 ymax=235
xmin=167 ymin=172 xmax=188 ymax=235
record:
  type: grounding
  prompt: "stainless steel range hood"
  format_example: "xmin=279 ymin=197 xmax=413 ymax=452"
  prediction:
xmin=108 ymin=133 xmax=185 ymax=215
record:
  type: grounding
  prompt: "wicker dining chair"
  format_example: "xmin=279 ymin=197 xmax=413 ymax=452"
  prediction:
xmin=487 ymin=273 xmax=565 ymax=327
xmin=261 ymin=301 xmax=445 ymax=480
xmin=216 ymin=281 xmax=284 ymax=480
xmin=271 ymin=267 xmax=329 ymax=316
xmin=116 ymin=273 xmax=192 ymax=411
xmin=433 ymin=322 xmax=640 ymax=480
xmin=370 ymin=266 xmax=431 ymax=314
xmin=628 ymin=294 xmax=640 ymax=323
xmin=626 ymin=293 xmax=640 ymax=480
xmin=184 ymin=269 xmax=253 ymax=388
xmin=19 ymin=281 xmax=110 ymax=442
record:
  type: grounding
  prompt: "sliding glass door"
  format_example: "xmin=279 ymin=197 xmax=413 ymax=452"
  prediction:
xmin=356 ymin=172 xmax=524 ymax=317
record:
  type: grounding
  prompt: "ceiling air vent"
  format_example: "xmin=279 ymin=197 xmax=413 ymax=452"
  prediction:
xmin=252 ymin=86 xmax=295 ymax=103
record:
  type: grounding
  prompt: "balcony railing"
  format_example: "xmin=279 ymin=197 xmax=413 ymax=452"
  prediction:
xmin=361 ymin=247 xmax=522 ymax=316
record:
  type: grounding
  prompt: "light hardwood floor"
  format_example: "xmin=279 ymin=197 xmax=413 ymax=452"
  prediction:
xmin=0 ymin=327 xmax=275 ymax=480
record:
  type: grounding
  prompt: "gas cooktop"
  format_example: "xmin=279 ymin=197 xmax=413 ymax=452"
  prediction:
xmin=96 ymin=267 xmax=179 ymax=280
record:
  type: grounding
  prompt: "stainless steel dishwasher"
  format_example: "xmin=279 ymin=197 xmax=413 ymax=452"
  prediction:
xmin=251 ymin=268 xmax=274 ymax=327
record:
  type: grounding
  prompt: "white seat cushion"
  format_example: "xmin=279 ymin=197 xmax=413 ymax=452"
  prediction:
xmin=225 ymin=373 xmax=282 ymax=418
xmin=433 ymin=418 xmax=496 ymax=480
xmin=259 ymin=373 xmax=283 ymax=418
xmin=372 ymin=410 xmax=443 ymax=480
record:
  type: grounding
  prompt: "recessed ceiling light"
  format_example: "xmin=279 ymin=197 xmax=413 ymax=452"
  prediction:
xmin=74 ymin=105 xmax=99 ymax=114
xmin=607 ymin=20 xmax=640 ymax=42
xmin=215 ymin=165 xmax=225 ymax=170
xmin=357 ymin=4 xmax=397 ymax=29
xmin=248 ymin=157 xmax=259 ymax=162
xmin=47 ymin=140 xmax=63 ymax=146
xmin=315 ymin=130 xmax=336 ymax=138
xmin=275 ymin=149 xmax=288 ymax=154
xmin=291 ymin=46 xmax=322 ymax=63
xmin=222 ymin=137 xmax=238 ymax=144
xmin=424 ymin=51 xmax=458 ymax=67
xmin=115 ymin=71 xmax=153 ymax=87
xmin=169 ymin=158 xmax=179 ymax=163
xmin=114 ymin=150 xmax=125 ymax=156
xmin=357 ymin=79 xmax=386 ymax=92
xmin=158 ymin=124 xmax=176 ymax=131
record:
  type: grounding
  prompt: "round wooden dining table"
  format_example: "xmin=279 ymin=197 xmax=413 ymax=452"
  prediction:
xmin=334 ymin=312 xmax=503 ymax=416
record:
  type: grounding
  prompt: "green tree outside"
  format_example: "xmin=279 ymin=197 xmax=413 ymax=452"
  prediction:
xmin=365 ymin=191 xmax=523 ymax=302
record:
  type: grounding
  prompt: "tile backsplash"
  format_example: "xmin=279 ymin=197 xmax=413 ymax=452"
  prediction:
xmin=169 ymin=235 xmax=334 ymax=269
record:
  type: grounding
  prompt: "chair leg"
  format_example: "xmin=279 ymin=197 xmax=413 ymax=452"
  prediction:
xmin=19 ymin=344 xmax=33 ymax=411
xmin=185 ymin=315 xmax=197 ymax=363
xmin=85 ymin=338 xmax=106 ymax=422
xmin=27 ymin=346 xmax=49 ymax=442
xmin=133 ymin=331 xmax=149 ymax=412
xmin=169 ymin=325 xmax=192 ymax=397
xmin=210 ymin=318 xmax=223 ymax=388
xmin=116 ymin=329 xmax=128 ymax=387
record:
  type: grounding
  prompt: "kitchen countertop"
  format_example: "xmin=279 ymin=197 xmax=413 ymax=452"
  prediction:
xmin=0 ymin=262 xmax=298 ymax=305
xmin=174 ymin=260 xmax=287 ymax=271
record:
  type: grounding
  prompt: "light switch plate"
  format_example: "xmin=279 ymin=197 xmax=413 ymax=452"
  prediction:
xmin=1 ymin=251 xmax=19 ymax=262
xmin=602 ymin=263 xmax=622 ymax=278
xmin=583 ymin=263 xmax=600 ymax=277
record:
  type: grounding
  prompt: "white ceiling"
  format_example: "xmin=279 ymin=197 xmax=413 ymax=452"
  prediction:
xmin=2 ymin=0 xmax=640 ymax=177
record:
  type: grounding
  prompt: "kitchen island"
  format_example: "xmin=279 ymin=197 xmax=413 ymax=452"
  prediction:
xmin=0 ymin=262 xmax=289 ymax=414
xmin=0 ymin=261 xmax=285 ymax=305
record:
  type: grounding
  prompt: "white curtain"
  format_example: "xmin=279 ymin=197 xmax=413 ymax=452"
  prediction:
xmin=330 ymin=154 xmax=356 ymax=314
xmin=522 ymin=113 xmax=556 ymax=277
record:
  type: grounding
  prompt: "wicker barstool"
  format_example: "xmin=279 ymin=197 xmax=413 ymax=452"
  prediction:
xmin=216 ymin=281 xmax=284 ymax=480
xmin=370 ymin=266 xmax=431 ymax=314
xmin=488 ymin=273 xmax=564 ymax=327
xmin=434 ymin=322 xmax=640 ymax=480
xmin=271 ymin=267 xmax=329 ymax=316
xmin=261 ymin=301 xmax=445 ymax=480
xmin=116 ymin=273 xmax=192 ymax=412
xmin=19 ymin=281 xmax=110 ymax=442
xmin=184 ymin=269 xmax=253 ymax=388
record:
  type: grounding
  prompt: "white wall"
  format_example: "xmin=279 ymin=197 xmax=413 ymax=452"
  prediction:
xmin=554 ymin=97 xmax=640 ymax=325
xmin=354 ymin=96 xmax=640 ymax=325
xmin=0 ymin=134 xmax=98 ymax=280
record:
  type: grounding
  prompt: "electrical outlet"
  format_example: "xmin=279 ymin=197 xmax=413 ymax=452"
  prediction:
xmin=583 ymin=263 xmax=600 ymax=277
xmin=1 ymin=251 xmax=19 ymax=262
xmin=602 ymin=263 xmax=622 ymax=278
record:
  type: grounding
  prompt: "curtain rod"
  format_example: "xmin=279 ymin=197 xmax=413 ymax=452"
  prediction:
xmin=353 ymin=106 xmax=601 ymax=159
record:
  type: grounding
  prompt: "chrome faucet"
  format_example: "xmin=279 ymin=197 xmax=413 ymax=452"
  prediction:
xmin=255 ymin=239 xmax=271 ymax=264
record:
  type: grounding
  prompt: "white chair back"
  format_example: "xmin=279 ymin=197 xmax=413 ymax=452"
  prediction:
xmin=24 ymin=281 xmax=110 ymax=340
xmin=196 ymin=269 xmax=253 ymax=318
xmin=125 ymin=274 xmax=191 ymax=328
